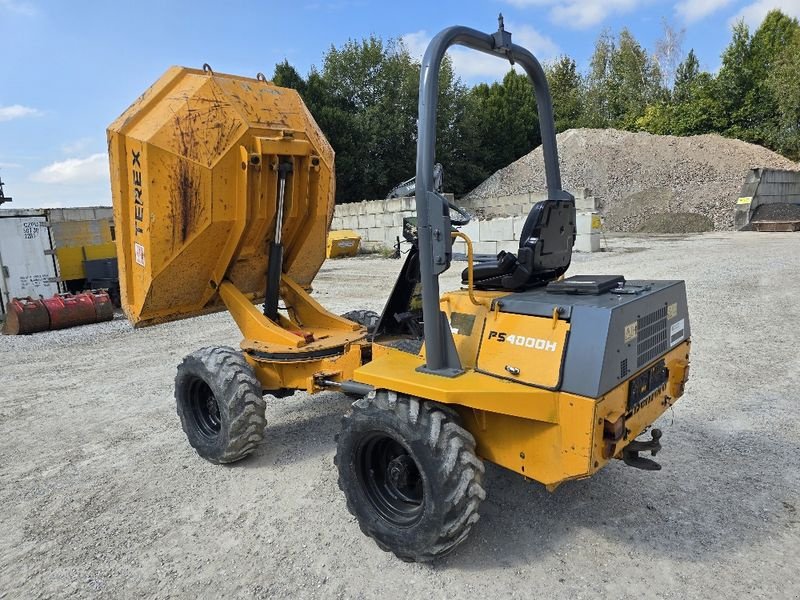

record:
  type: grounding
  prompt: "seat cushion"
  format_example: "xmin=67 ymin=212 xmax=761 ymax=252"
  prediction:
xmin=462 ymin=251 xmax=517 ymax=282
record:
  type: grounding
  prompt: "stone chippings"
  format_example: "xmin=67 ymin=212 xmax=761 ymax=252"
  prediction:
xmin=465 ymin=128 xmax=800 ymax=232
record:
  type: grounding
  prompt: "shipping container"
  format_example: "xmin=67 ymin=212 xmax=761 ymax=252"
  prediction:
xmin=0 ymin=209 xmax=59 ymax=317
xmin=46 ymin=206 xmax=117 ymax=294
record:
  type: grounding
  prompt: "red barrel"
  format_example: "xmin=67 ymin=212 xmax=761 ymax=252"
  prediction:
xmin=2 ymin=297 xmax=50 ymax=335
xmin=42 ymin=293 xmax=97 ymax=330
xmin=87 ymin=290 xmax=114 ymax=322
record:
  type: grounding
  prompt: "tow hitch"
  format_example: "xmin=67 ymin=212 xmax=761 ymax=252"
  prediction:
xmin=622 ymin=428 xmax=663 ymax=471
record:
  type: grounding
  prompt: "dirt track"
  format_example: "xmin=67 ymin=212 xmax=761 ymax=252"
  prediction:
xmin=1 ymin=232 xmax=799 ymax=599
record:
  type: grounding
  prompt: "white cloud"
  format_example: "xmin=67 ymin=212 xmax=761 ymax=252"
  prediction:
xmin=0 ymin=104 xmax=41 ymax=122
xmin=675 ymin=0 xmax=735 ymax=23
xmin=400 ymin=24 xmax=559 ymax=81
xmin=0 ymin=0 xmax=37 ymax=16
xmin=730 ymin=0 xmax=800 ymax=27
xmin=400 ymin=31 xmax=430 ymax=60
xmin=502 ymin=0 xmax=644 ymax=29
xmin=0 ymin=162 xmax=22 ymax=169
xmin=31 ymin=153 xmax=108 ymax=184
xmin=61 ymin=137 xmax=94 ymax=155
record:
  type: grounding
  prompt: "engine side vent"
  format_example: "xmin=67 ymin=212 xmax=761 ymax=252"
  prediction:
xmin=620 ymin=358 xmax=629 ymax=378
xmin=637 ymin=306 xmax=668 ymax=367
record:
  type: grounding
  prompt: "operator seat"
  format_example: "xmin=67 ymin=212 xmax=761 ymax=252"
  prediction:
xmin=463 ymin=199 xmax=576 ymax=290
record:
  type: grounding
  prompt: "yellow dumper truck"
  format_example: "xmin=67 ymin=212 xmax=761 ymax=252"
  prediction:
xmin=108 ymin=19 xmax=691 ymax=561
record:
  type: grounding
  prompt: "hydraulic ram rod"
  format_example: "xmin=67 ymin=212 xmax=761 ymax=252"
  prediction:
xmin=264 ymin=160 xmax=293 ymax=320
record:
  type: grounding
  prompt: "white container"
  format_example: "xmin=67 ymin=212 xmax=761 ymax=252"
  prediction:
xmin=0 ymin=209 xmax=59 ymax=316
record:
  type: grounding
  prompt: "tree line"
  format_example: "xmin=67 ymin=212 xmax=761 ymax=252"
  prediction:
xmin=271 ymin=10 xmax=800 ymax=203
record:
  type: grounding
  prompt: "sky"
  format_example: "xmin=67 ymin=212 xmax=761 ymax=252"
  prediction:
xmin=1 ymin=0 xmax=798 ymax=209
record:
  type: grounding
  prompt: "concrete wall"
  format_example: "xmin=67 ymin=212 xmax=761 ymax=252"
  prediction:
xmin=331 ymin=190 xmax=600 ymax=253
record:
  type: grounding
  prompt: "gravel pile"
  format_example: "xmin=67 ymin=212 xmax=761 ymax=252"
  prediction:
xmin=465 ymin=128 xmax=800 ymax=231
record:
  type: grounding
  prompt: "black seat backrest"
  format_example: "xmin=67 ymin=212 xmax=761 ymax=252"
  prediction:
xmin=497 ymin=199 xmax=575 ymax=289
xmin=519 ymin=199 xmax=575 ymax=271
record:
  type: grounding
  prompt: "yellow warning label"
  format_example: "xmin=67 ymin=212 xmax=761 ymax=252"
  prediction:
xmin=667 ymin=302 xmax=678 ymax=320
xmin=737 ymin=196 xmax=752 ymax=205
xmin=591 ymin=215 xmax=602 ymax=229
xmin=624 ymin=321 xmax=638 ymax=343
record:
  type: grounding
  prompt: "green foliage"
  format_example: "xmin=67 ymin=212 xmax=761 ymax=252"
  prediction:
xmin=545 ymin=56 xmax=586 ymax=131
xmin=271 ymin=10 xmax=800 ymax=203
xmin=673 ymin=49 xmax=699 ymax=103
xmin=767 ymin=28 xmax=800 ymax=157
xmin=464 ymin=70 xmax=540 ymax=179
xmin=586 ymin=29 xmax=665 ymax=128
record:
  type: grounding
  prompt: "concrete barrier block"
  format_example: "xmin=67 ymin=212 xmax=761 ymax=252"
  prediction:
xmin=512 ymin=216 xmax=525 ymax=240
xmin=366 ymin=200 xmax=384 ymax=215
xmin=401 ymin=197 xmax=415 ymax=211
xmin=496 ymin=240 xmax=519 ymax=255
xmin=386 ymin=198 xmax=403 ymax=213
xmin=576 ymin=211 xmax=601 ymax=235
xmin=575 ymin=195 xmax=597 ymax=211
xmin=472 ymin=241 xmax=497 ymax=255
xmin=367 ymin=227 xmax=384 ymax=242
xmin=359 ymin=214 xmax=378 ymax=229
xmin=575 ymin=232 xmax=601 ymax=253
xmin=457 ymin=220 xmax=480 ymax=242
xmin=507 ymin=193 xmax=530 ymax=208
xmin=361 ymin=240 xmax=382 ymax=251
xmin=479 ymin=218 xmax=514 ymax=242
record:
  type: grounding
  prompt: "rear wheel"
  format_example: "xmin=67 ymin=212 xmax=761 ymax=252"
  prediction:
xmin=175 ymin=346 xmax=266 ymax=464
xmin=335 ymin=391 xmax=485 ymax=562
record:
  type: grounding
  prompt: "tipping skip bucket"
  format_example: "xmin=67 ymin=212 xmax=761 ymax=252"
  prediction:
xmin=2 ymin=297 xmax=49 ymax=335
xmin=2 ymin=291 xmax=116 ymax=335
xmin=107 ymin=67 xmax=335 ymax=327
xmin=42 ymin=293 xmax=97 ymax=330
xmin=88 ymin=290 xmax=114 ymax=322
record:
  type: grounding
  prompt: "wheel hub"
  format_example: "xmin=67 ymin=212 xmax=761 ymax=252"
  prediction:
xmin=357 ymin=435 xmax=424 ymax=527
xmin=387 ymin=455 xmax=414 ymax=490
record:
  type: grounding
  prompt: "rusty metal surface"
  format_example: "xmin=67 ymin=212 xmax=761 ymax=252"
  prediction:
xmin=88 ymin=290 xmax=114 ymax=322
xmin=107 ymin=67 xmax=335 ymax=327
xmin=752 ymin=220 xmax=800 ymax=232
xmin=42 ymin=293 xmax=98 ymax=330
xmin=2 ymin=297 xmax=50 ymax=335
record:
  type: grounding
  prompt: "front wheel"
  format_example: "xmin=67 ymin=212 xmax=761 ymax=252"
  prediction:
xmin=335 ymin=391 xmax=486 ymax=562
xmin=175 ymin=346 xmax=267 ymax=464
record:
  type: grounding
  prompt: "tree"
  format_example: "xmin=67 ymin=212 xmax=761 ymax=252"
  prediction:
xmin=585 ymin=29 xmax=615 ymax=126
xmin=463 ymin=70 xmax=540 ymax=181
xmin=766 ymin=28 xmax=800 ymax=158
xmin=654 ymin=18 xmax=686 ymax=90
xmin=673 ymin=49 xmax=700 ymax=103
xmin=271 ymin=60 xmax=306 ymax=94
xmin=586 ymin=29 xmax=664 ymax=129
xmin=545 ymin=56 xmax=585 ymax=132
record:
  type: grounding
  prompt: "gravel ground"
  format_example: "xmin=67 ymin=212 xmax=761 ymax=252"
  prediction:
xmin=465 ymin=128 xmax=799 ymax=231
xmin=1 ymin=232 xmax=799 ymax=599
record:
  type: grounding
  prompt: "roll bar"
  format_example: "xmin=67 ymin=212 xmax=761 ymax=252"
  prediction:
xmin=415 ymin=16 xmax=572 ymax=376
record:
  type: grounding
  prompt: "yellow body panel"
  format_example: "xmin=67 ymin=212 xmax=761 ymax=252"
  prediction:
xmin=107 ymin=66 xmax=334 ymax=327
xmin=355 ymin=339 xmax=691 ymax=487
xmin=476 ymin=311 xmax=570 ymax=389
xmin=439 ymin=290 xmax=506 ymax=367
xmin=50 ymin=218 xmax=116 ymax=281
xmin=54 ymin=242 xmax=117 ymax=281
xmin=327 ymin=230 xmax=361 ymax=258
